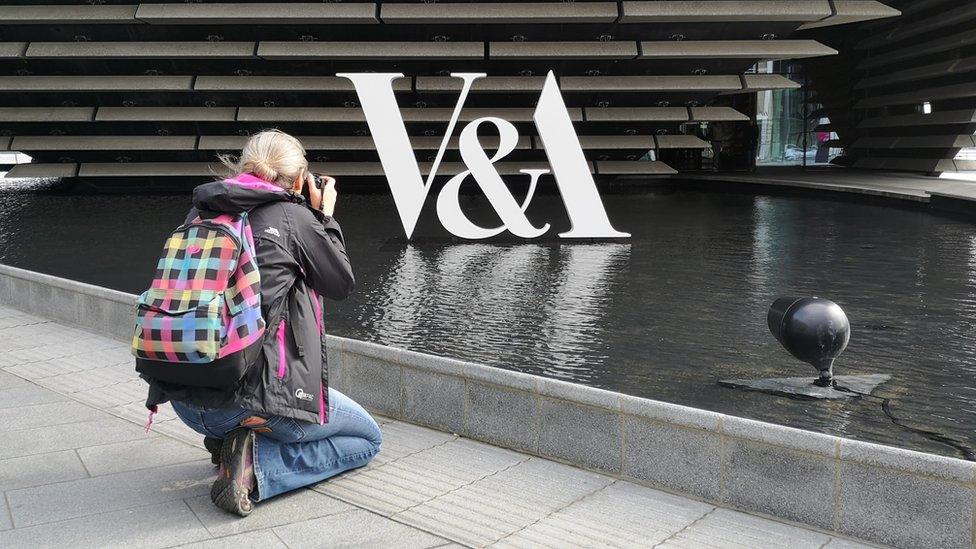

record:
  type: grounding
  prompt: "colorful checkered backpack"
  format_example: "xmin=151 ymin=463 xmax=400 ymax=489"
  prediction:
xmin=132 ymin=211 xmax=265 ymax=389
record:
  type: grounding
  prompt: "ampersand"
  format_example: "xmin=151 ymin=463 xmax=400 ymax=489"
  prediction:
xmin=435 ymin=117 xmax=551 ymax=239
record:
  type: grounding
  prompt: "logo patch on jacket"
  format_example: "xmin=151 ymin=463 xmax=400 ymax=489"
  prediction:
xmin=263 ymin=227 xmax=281 ymax=237
xmin=295 ymin=388 xmax=314 ymax=402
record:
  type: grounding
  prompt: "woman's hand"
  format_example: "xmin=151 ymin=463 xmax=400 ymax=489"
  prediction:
xmin=306 ymin=173 xmax=337 ymax=217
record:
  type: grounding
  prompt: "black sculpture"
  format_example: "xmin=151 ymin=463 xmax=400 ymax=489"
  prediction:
xmin=767 ymin=297 xmax=851 ymax=387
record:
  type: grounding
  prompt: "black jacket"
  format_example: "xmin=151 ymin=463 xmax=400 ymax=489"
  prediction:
xmin=143 ymin=174 xmax=354 ymax=424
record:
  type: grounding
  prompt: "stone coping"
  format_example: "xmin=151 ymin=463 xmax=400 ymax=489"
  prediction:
xmin=0 ymin=262 xmax=973 ymax=547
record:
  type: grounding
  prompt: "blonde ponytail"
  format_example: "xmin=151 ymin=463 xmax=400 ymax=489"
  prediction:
xmin=217 ymin=129 xmax=308 ymax=189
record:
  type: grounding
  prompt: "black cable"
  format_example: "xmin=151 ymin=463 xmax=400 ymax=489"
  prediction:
xmin=832 ymin=384 xmax=976 ymax=461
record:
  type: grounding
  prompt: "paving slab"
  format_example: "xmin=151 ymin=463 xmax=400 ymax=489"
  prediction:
xmin=77 ymin=435 xmax=210 ymax=476
xmin=0 ymin=449 xmax=88 ymax=492
xmin=273 ymin=508 xmax=448 ymax=548
xmin=178 ymin=529 xmax=288 ymax=549
xmin=185 ymin=490 xmax=352 ymax=538
xmin=6 ymin=459 xmax=213 ymax=528
xmin=0 ymin=502 xmax=211 ymax=548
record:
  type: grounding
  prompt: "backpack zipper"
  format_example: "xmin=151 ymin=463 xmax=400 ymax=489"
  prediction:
xmin=276 ymin=318 xmax=287 ymax=379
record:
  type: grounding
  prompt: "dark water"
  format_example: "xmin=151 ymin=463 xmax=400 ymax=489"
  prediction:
xmin=3 ymin=180 xmax=976 ymax=459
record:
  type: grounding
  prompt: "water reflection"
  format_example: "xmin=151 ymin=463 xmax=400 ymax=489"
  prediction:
xmin=364 ymin=242 xmax=630 ymax=381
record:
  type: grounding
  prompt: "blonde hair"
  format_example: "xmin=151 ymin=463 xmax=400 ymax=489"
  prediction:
xmin=217 ymin=129 xmax=308 ymax=189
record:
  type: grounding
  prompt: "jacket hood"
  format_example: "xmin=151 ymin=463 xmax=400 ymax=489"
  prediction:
xmin=192 ymin=172 xmax=293 ymax=213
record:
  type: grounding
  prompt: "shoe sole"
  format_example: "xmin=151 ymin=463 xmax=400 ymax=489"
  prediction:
xmin=210 ymin=430 xmax=254 ymax=517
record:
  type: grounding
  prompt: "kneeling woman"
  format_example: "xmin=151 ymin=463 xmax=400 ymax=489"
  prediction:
xmin=141 ymin=130 xmax=381 ymax=516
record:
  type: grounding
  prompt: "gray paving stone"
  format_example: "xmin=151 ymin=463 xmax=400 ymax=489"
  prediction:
xmin=0 ymin=497 xmax=9 ymax=531
xmin=837 ymin=462 xmax=974 ymax=548
xmin=463 ymin=381 xmax=539 ymax=453
xmin=494 ymin=481 xmax=712 ymax=547
xmin=70 ymin=378 xmax=149 ymax=409
xmin=402 ymin=368 xmax=464 ymax=433
xmin=621 ymin=417 xmax=722 ymax=501
xmin=320 ymin=437 xmax=524 ymax=516
xmin=396 ymin=458 xmax=613 ymax=547
xmin=0 ymin=384 xmax=68 ymax=409
xmin=0 ymin=370 xmax=28 ymax=388
xmin=6 ymin=459 xmax=213 ymax=527
xmin=178 ymin=529 xmax=287 ymax=549
xmin=0 ymin=449 xmax=88 ymax=491
xmin=339 ymin=351 xmax=402 ymax=417
xmin=0 ymin=400 xmax=104 ymax=432
xmin=723 ymin=440 xmax=836 ymax=531
xmin=0 ymin=416 xmax=144 ymax=460
xmin=367 ymin=419 xmax=457 ymax=467
xmin=659 ymin=508 xmax=832 ymax=549
xmin=77 ymin=435 xmax=210 ymax=476
xmin=0 ymin=501 xmax=211 ymax=548
xmin=186 ymin=489 xmax=352 ymax=538
xmin=823 ymin=538 xmax=876 ymax=549
xmin=537 ymin=396 xmax=622 ymax=474
xmin=273 ymin=508 xmax=447 ymax=548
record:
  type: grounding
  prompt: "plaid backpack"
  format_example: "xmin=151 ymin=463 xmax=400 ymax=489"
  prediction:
xmin=132 ymin=211 xmax=265 ymax=388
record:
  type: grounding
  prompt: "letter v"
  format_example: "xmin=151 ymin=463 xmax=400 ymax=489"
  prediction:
xmin=337 ymin=72 xmax=486 ymax=239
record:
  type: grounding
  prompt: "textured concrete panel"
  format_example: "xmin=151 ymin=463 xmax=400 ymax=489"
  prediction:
xmin=415 ymin=76 xmax=546 ymax=93
xmin=639 ymin=40 xmax=837 ymax=60
xmin=660 ymin=508 xmax=833 ymax=548
xmin=381 ymin=2 xmax=618 ymax=24
xmin=620 ymin=1 xmax=831 ymax=22
xmin=562 ymin=75 xmax=741 ymax=91
xmin=799 ymin=1 xmax=902 ymax=30
xmin=463 ymin=381 xmax=539 ymax=453
xmin=596 ymin=161 xmax=678 ymax=175
xmin=26 ymin=41 xmax=256 ymax=58
xmin=274 ymin=508 xmax=446 ymax=548
xmin=0 ymin=107 xmax=95 ymax=122
xmin=0 ymin=43 xmax=27 ymax=58
xmin=621 ymin=417 xmax=722 ymax=500
xmin=339 ymin=351 xmax=402 ymax=417
xmin=490 ymin=41 xmax=638 ymax=59
xmin=397 ymin=458 xmax=612 ymax=546
xmin=259 ymin=41 xmax=484 ymax=60
xmin=78 ymin=162 xmax=225 ymax=177
xmin=0 ymin=502 xmax=211 ymax=548
xmin=574 ymin=135 xmax=656 ymax=149
xmin=839 ymin=438 xmax=976 ymax=483
xmin=837 ymin=463 xmax=974 ymax=548
xmin=691 ymin=107 xmax=751 ymax=121
xmin=537 ymin=397 xmax=622 ymax=473
xmin=12 ymin=135 xmax=196 ymax=150
xmin=237 ymin=107 xmax=365 ymax=122
xmin=585 ymin=107 xmax=689 ymax=121
xmin=186 ymin=490 xmax=352 ymax=538
xmin=723 ymin=440 xmax=835 ymax=530
xmin=0 ymin=5 xmax=138 ymax=24
xmin=402 ymin=368 xmax=465 ymax=433
xmin=136 ymin=2 xmax=377 ymax=24
xmin=195 ymin=75 xmax=409 ymax=91
xmin=655 ymin=135 xmax=710 ymax=149
xmin=320 ymin=437 xmax=522 ymax=516
xmin=0 ymin=76 xmax=192 ymax=91
xmin=96 ymin=107 xmax=236 ymax=121
xmin=497 ymin=481 xmax=712 ymax=547
xmin=4 ymin=163 xmax=79 ymax=178
xmin=6 ymin=460 xmax=213 ymax=527
xmin=0 ymin=449 xmax=88 ymax=491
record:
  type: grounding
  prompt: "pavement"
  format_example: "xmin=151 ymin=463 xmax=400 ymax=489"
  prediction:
xmin=0 ymin=304 xmax=882 ymax=548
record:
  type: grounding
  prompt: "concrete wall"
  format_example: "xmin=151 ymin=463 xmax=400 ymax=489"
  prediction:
xmin=0 ymin=262 xmax=972 ymax=548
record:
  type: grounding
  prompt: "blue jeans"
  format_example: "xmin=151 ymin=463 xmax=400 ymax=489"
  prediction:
xmin=172 ymin=388 xmax=382 ymax=501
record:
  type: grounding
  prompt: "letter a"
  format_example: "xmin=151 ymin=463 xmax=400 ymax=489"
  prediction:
xmin=534 ymin=71 xmax=630 ymax=238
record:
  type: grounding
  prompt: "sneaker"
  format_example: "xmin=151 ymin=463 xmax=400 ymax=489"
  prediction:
xmin=210 ymin=427 xmax=256 ymax=517
xmin=203 ymin=436 xmax=221 ymax=466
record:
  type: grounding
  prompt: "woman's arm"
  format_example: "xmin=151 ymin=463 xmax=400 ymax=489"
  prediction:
xmin=292 ymin=207 xmax=355 ymax=301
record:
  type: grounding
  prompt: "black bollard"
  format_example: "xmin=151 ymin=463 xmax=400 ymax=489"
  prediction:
xmin=768 ymin=297 xmax=851 ymax=387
